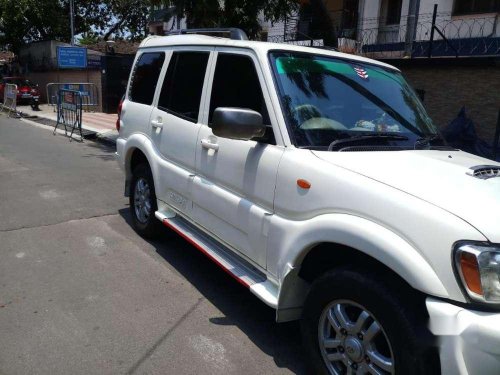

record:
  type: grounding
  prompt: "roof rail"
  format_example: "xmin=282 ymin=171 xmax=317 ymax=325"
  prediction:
xmin=165 ymin=28 xmax=248 ymax=41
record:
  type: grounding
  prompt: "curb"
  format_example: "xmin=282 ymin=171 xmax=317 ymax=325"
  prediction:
xmin=16 ymin=115 xmax=117 ymax=146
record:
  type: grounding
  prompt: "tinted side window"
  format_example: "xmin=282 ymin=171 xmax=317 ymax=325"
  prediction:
xmin=209 ymin=54 xmax=271 ymax=124
xmin=158 ymin=51 xmax=209 ymax=122
xmin=129 ymin=52 xmax=165 ymax=105
xmin=209 ymin=53 xmax=274 ymax=144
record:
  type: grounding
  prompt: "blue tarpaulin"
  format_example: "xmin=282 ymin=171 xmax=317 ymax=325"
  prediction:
xmin=441 ymin=107 xmax=500 ymax=161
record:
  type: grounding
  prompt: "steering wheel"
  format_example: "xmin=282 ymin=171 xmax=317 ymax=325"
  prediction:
xmin=300 ymin=117 xmax=347 ymax=131
xmin=293 ymin=104 xmax=323 ymax=127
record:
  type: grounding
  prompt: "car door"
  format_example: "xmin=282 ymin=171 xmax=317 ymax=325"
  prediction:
xmin=192 ymin=50 xmax=284 ymax=269
xmin=122 ymin=50 xmax=166 ymax=146
xmin=149 ymin=47 xmax=213 ymax=217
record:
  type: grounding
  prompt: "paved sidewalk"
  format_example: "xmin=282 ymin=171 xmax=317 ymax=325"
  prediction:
xmin=18 ymin=104 xmax=119 ymax=143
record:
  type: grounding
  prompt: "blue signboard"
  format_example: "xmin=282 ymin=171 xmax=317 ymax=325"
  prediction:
xmin=57 ymin=47 xmax=87 ymax=68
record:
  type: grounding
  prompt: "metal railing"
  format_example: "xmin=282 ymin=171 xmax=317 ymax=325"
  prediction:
xmin=1 ymin=84 xmax=18 ymax=117
xmin=267 ymin=9 xmax=500 ymax=58
xmin=46 ymin=83 xmax=99 ymax=111
xmin=53 ymin=89 xmax=83 ymax=141
xmin=354 ymin=10 xmax=500 ymax=58
xmin=267 ymin=16 xmax=325 ymax=46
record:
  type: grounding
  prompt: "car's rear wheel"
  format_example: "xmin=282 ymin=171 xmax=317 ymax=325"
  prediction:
xmin=301 ymin=267 xmax=439 ymax=375
xmin=130 ymin=163 xmax=162 ymax=239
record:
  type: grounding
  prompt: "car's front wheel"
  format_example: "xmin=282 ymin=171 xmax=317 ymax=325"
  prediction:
xmin=130 ymin=163 xmax=162 ymax=239
xmin=301 ymin=267 xmax=439 ymax=375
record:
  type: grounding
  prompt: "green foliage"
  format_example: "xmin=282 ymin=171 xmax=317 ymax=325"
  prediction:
xmin=0 ymin=0 xmax=73 ymax=52
xmin=168 ymin=0 xmax=300 ymax=39
xmin=77 ymin=33 xmax=99 ymax=46
xmin=0 ymin=0 xmax=150 ymax=52
xmin=0 ymin=0 xmax=300 ymax=52
xmin=87 ymin=0 xmax=150 ymax=41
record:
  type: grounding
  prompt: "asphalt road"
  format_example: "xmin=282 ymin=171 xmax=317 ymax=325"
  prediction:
xmin=0 ymin=116 xmax=306 ymax=375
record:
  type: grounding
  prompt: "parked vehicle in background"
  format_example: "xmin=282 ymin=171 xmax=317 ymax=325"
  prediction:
xmin=116 ymin=29 xmax=500 ymax=375
xmin=0 ymin=77 xmax=40 ymax=106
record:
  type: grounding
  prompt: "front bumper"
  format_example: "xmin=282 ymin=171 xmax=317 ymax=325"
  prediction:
xmin=427 ymin=297 xmax=500 ymax=375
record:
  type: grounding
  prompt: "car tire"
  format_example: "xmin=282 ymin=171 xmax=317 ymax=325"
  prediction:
xmin=301 ymin=267 xmax=439 ymax=375
xmin=130 ymin=163 xmax=162 ymax=239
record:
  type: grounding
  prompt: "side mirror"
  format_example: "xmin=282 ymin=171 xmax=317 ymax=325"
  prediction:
xmin=212 ymin=107 xmax=265 ymax=140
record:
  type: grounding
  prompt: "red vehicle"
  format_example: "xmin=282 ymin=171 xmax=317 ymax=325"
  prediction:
xmin=0 ymin=77 xmax=41 ymax=105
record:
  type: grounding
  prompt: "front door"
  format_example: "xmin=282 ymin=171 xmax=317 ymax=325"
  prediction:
xmin=150 ymin=48 xmax=213 ymax=217
xmin=193 ymin=50 xmax=284 ymax=269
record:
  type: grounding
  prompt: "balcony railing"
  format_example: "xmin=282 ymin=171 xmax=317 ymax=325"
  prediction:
xmin=266 ymin=11 xmax=500 ymax=59
xmin=353 ymin=11 xmax=500 ymax=58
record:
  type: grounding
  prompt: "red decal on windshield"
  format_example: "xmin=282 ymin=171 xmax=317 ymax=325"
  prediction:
xmin=353 ymin=66 xmax=369 ymax=79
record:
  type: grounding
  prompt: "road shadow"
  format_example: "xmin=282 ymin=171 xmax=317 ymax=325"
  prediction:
xmin=118 ymin=208 xmax=308 ymax=374
xmin=81 ymin=139 xmax=117 ymax=161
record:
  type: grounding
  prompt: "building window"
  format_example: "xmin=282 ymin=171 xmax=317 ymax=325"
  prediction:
xmin=454 ymin=0 xmax=500 ymax=15
xmin=380 ymin=0 xmax=403 ymax=25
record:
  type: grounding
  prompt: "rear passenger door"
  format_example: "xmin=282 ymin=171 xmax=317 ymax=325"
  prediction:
xmin=150 ymin=48 xmax=213 ymax=217
xmin=192 ymin=50 xmax=284 ymax=269
xmin=122 ymin=51 xmax=165 ymax=140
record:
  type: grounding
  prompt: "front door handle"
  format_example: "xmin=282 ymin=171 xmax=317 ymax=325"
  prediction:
xmin=201 ymin=139 xmax=219 ymax=151
xmin=151 ymin=118 xmax=163 ymax=129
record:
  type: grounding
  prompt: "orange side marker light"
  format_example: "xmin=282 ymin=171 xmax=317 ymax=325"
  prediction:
xmin=297 ymin=179 xmax=311 ymax=189
xmin=459 ymin=252 xmax=483 ymax=296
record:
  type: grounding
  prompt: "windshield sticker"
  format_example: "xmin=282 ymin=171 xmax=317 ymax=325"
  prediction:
xmin=274 ymin=56 xmax=400 ymax=83
xmin=353 ymin=66 xmax=369 ymax=79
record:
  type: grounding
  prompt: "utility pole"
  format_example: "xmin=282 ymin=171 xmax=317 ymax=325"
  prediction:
xmin=404 ymin=0 xmax=420 ymax=57
xmin=70 ymin=0 xmax=75 ymax=45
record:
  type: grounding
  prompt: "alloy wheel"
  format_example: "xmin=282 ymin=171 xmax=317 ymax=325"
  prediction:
xmin=318 ymin=299 xmax=395 ymax=375
xmin=134 ymin=177 xmax=152 ymax=224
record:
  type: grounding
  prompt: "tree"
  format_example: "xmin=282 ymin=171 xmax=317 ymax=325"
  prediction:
xmin=86 ymin=0 xmax=150 ymax=41
xmin=0 ymin=0 xmax=151 ymax=53
xmin=0 ymin=0 xmax=77 ymax=52
xmin=167 ymin=0 xmax=300 ymax=39
xmin=77 ymin=32 xmax=99 ymax=45
xmin=0 ymin=0 xmax=300 ymax=53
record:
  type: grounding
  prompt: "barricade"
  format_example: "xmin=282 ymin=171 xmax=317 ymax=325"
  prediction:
xmin=1 ymin=84 xmax=18 ymax=117
xmin=53 ymin=89 xmax=83 ymax=142
xmin=46 ymin=83 xmax=98 ymax=112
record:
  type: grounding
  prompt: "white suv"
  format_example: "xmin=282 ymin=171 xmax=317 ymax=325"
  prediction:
xmin=116 ymin=29 xmax=500 ymax=375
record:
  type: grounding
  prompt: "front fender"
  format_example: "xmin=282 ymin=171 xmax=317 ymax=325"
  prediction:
xmin=269 ymin=213 xmax=449 ymax=302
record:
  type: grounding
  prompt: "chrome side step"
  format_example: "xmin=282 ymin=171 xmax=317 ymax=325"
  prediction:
xmin=155 ymin=211 xmax=279 ymax=308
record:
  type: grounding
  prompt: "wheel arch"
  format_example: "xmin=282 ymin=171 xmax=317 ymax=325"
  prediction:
xmin=123 ymin=139 xmax=154 ymax=196
xmin=277 ymin=241 xmax=436 ymax=323
xmin=273 ymin=214 xmax=448 ymax=322
xmin=129 ymin=147 xmax=149 ymax=174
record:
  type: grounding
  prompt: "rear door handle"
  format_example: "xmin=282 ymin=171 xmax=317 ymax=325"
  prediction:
xmin=151 ymin=118 xmax=163 ymax=129
xmin=201 ymin=139 xmax=219 ymax=151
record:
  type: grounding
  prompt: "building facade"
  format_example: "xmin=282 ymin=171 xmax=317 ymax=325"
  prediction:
xmin=267 ymin=0 xmax=500 ymax=58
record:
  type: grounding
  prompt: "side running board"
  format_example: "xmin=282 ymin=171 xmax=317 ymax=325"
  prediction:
xmin=155 ymin=211 xmax=278 ymax=308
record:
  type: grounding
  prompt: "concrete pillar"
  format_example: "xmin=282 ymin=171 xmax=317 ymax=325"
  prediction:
xmin=404 ymin=0 xmax=420 ymax=57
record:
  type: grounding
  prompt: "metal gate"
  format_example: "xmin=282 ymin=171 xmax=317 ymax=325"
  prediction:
xmin=1 ymin=84 xmax=18 ymax=117
xmin=53 ymin=89 xmax=83 ymax=141
xmin=46 ymin=83 xmax=98 ymax=112
xmin=101 ymin=55 xmax=135 ymax=113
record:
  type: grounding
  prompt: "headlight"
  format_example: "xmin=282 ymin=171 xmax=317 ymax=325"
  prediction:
xmin=455 ymin=243 xmax=500 ymax=304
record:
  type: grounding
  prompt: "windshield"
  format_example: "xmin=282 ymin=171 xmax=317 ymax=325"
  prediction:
xmin=270 ymin=52 xmax=439 ymax=150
